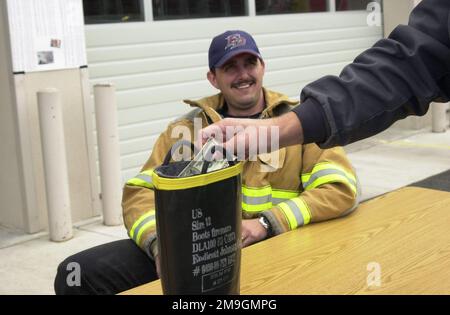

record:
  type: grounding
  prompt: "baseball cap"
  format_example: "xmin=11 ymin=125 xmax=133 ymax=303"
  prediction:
xmin=208 ymin=30 xmax=263 ymax=70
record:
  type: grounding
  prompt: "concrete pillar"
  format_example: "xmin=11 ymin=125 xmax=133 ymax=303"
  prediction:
xmin=94 ymin=83 xmax=123 ymax=226
xmin=431 ymin=102 xmax=448 ymax=133
xmin=37 ymin=88 xmax=73 ymax=241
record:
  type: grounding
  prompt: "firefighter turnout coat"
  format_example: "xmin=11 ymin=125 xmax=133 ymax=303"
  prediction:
xmin=122 ymin=88 xmax=360 ymax=259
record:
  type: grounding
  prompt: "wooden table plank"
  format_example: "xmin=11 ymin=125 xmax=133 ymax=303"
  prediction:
xmin=121 ymin=187 xmax=450 ymax=295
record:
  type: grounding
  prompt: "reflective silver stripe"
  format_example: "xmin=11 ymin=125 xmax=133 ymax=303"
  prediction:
xmin=303 ymin=169 xmax=356 ymax=190
xmin=283 ymin=200 xmax=304 ymax=227
xmin=136 ymin=173 xmax=153 ymax=185
xmin=126 ymin=172 xmax=154 ymax=189
xmin=243 ymin=195 xmax=292 ymax=206
xmin=271 ymin=197 xmax=289 ymax=205
xmin=242 ymin=194 xmax=272 ymax=205
xmin=131 ymin=214 xmax=155 ymax=243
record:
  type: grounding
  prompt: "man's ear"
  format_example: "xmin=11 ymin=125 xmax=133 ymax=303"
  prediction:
xmin=207 ymin=70 xmax=219 ymax=89
xmin=260 ymin=59 xmax=266 ymax=75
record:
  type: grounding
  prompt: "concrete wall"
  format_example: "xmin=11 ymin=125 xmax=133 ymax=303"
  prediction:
xmin=0 ymin=1 xmax=26 ymax=230
xmin=0 ymin=1 xmax=100 ymax=233
xmin=3 ymin=69 xmax=100 ymax=233
xmin=383 ymin=0 xmax=415 ymax=36
xmin=18 ymin=70 xmax=100 ymax=231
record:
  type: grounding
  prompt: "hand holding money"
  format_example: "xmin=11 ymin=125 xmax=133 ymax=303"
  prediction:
xmin=177 ymin=138 xmax=231 ymax=177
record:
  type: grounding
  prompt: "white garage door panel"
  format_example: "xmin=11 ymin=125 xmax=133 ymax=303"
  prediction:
xmin=118 ymin=117 xmax=176 ymax=141
xmin=266 ymin=62 xmax=350 ymax=86
xmin=117 ymin=101 xmax=190 ymax=126
xmin=85 ymin=11 xmax=383 ymax=183
xmin=86 ymin=12 xmax=372 ymax=47
xmin=262 ymin=36 xmax=380 ymax=59
xmin=90 ymin=48 xmax=365 ymax=92
xmin=256 ymin=26 xmax=381 ymax=46
xmin=266 ymin=48 xmax=366 ymax=72
xmin=115 ymin=82 xmax=215 ymax=109
xmin=88 ymin=36 xmax=378 ymax=80
xmin=88 ymin=53 xmax=207 ymax=78
xmin=86 ymin=26 xmax=380 ymax=64
xmin=120 ymin=134 xmax=159 ymax=156
xmin=90 ymin=67 xmax=205 ymax=92
xmin=121 ymin=151 xmax=152 ymax=172
xmin=87 ymin=38 xmax=211 ymax=63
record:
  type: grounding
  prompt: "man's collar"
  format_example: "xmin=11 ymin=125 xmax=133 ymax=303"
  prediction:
xmin=183 ymin=88 xmax=299 ymax=121
xmin=217 ymin=103 xmax=264 ymax=119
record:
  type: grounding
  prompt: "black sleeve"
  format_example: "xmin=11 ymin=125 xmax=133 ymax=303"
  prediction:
xmin=292 ymin=0 xmax=450 ymax=148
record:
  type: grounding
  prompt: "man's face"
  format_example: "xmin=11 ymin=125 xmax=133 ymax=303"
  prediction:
xmin=207 ymin=53 xmax=265 ymax=115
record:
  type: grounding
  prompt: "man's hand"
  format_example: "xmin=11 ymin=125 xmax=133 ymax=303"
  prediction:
xmin=241 ymin=218 xmax=268 ymax=248
xmin=198 ymin=112 xmax=304 ymax=159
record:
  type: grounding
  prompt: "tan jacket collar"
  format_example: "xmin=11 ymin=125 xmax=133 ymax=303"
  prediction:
xmin=183 ymin=88 xmax=297 ymax=170
xmin=183 ymin=88 xmax=299 ymax=123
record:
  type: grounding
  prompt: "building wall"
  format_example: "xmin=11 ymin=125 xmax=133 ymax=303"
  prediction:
xmin=383 ymin=0 xmax=414 ymax=35
xmin=1 ymin=67 xmax=99 ymax=232
xmin=85 ymin=11 xmax=383 ymax=183
xmin=0 ymin=1 xmax=99 ymax=233
xmin=0 ymin=1 xmax=25 ymax=230
xmin=18 ymin=70 xmax=100 ymax=230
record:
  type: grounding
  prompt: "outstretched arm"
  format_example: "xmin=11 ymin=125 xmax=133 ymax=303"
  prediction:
xmin=200 ymin=0 xmax=450 ymax=154
xmin=295 ymin=0 xmax=450 ymax=148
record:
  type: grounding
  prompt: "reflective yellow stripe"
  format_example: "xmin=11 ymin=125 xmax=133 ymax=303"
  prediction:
xmin=242 ymin=186 xmax=298 ymax=199
xmin=302 ymin=162 xmax=357 ymax=194
xmin=301 ymin=174 xmax=310 ymax=183
xmin=141 ymin=169 xmax=154 ymax=177
xmin=302 ymin=162 xmax=356 ymax=183
xmin=277 ymin=203 xmax=297 ymax=230
xmin=242 ymin=185 xmax=272 ymax=197
xmin=242 ymin=202 xmax=273 ymax=212
xmin=307 ymin=174 xmax=357 ymax=195
xmin=126 ymin=169 xmax=154 ymax=189
xmin=136 ymin=220 xmax=156 ymax=246
xmin=153 ymin=162 xmax=242 ymax=190
xmin=127 ymin=177 xmax=152 ymax=189
xmin=272 ymin=190 xmax=298 ymax=199
xmin=277 ymin=197 xmax=311 ymax=229
xmin=130 ymin=210 xmax=154 ymax=240
xmin=241 ymin=186 xmax=300 ymax=213
xmin=242 ymin=185 xmax=272 ymax=212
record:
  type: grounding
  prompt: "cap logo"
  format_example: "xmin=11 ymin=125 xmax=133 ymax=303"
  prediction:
xmin=224 ymin=34 xmax=246 ymax=51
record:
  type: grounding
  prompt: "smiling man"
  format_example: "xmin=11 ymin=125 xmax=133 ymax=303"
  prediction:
xmin=54 ymin=30 xmax=360 ymax=295
xmin=206 ymin=31 xmax=266 ymax=117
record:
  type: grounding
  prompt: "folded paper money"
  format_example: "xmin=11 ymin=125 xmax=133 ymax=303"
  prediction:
xmin=177 ymin=138 xmax=230 ymax=177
